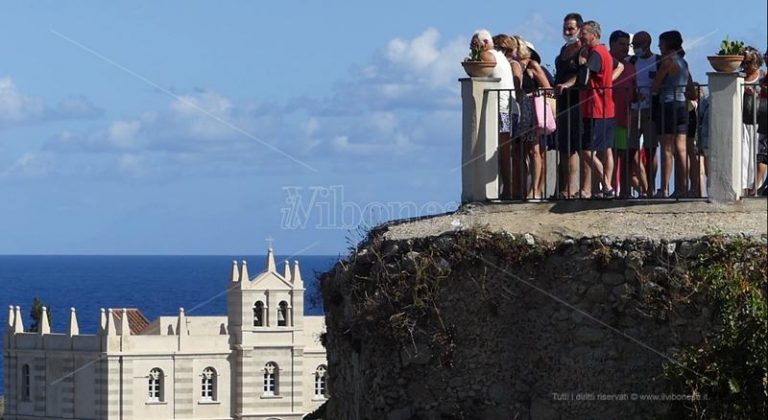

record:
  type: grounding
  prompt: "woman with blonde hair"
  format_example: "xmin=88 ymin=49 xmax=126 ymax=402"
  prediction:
xmin=511 ymin=35 xmax=552 ymax=199
xmin=492 ymin=34 xmax=523 ymax=199
xmin=741 ymin=46 xmax=765 ymax=195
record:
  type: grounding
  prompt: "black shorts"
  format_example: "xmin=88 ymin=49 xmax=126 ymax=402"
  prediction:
xmin=655 ymin=101 xmax=688 ymax=135
xmin=556 ymin=91 xmax=582 ymax=153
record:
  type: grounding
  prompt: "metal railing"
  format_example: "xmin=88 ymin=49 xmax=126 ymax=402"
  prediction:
xmin=485 ymin=84 xmax=712 ymax=201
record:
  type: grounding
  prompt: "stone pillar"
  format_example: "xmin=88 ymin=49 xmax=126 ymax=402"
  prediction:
xmin=707 ymin=72 xmax=744 ymax=202
xmin=288 ymin=305 xmax=294 ymax=327
xmin=461 ymin=77 xmax=501 ymax=203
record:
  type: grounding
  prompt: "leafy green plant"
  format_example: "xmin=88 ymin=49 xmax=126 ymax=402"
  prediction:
xmin=465 ymin=46 xmax=483 ymax=62
xmin=663 ymin=237 xmax=767 ymax=418
xmin=718 ymin=36 xmax=746 ymax=55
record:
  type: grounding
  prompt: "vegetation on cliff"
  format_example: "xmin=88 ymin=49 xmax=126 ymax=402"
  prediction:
xmin=664 ymin=237 xmax=767 ymax=419
xmin=320 ymin=226 xmax=767 ymax=419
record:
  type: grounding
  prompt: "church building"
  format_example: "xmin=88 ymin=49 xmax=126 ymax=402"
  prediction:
xmin=3 ymin=249 xmax=327 ymax=419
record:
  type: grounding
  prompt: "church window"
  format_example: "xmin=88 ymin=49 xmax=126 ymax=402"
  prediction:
xmin=253 ymin=301 xmax=264 ymax=327
xmin=148 ymin=368 xmax=164 ymax=402
xmin=263 ymin=362 xmax=278 ymax=396
xmin=201 ymin=367 xmax=216 ymax=401
xmin=277 ymin=301 xmax=288 ymax=327
xmin=314 ymin=365 xmax=328 ymax=398
xmin=21 ymin=364 xmax=31 ymax=401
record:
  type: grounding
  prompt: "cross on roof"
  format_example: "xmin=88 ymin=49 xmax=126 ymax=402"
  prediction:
xmin=265 ymin=236 xmax=274 ymax=249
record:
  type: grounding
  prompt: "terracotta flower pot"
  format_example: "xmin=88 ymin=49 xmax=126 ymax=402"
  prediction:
xmin=707 ymin=55 xmax=744 ymax=73
xmin=462 ymin=61 xmax=496 ymax=78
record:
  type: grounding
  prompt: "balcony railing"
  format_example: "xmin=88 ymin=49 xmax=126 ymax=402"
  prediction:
xmin=460 ymin=72 xmax=765 ymax=203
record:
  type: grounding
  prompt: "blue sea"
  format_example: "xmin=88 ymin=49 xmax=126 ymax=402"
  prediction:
xmin=0 ymin=255 xmax=339 ymax=396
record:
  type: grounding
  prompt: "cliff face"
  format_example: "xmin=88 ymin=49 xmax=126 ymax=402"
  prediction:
xmin=320 ymin=227 xmax=767 ymax=419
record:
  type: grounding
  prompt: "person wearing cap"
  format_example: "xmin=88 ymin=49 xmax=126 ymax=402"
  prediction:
xmin=524 ymin=39 xmax=555 ymax=198
xmin=509 ymin=36 xmax=552 ymax=200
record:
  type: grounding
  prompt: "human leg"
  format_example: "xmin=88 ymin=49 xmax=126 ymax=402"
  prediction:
xmin=527 ymin=142 xmax=542 ymax=199
xmin=499 ymin=131 xmax=512 ymax=198
xmin=674 ymin=133 xmax=688 ymax=195
xmin=511 ymin=138 xmax=525 ymax=199
xmin=660 ymin=135 xmax=674 ymax=196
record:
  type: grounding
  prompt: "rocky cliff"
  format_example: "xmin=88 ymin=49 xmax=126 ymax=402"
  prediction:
xmin=319 ymin=201 xmax=767 ymax=419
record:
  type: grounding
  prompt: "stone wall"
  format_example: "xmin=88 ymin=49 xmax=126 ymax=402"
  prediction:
xmin=320 ymin=229 xmax=766 ymax=419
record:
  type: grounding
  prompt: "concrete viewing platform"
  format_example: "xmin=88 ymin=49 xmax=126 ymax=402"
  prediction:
xmin=384 ymin=199 xmax=768 ymax=242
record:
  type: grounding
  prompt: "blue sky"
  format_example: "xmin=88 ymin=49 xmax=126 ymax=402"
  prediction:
xmin=1 ymin=0 xmax=766 ymax=255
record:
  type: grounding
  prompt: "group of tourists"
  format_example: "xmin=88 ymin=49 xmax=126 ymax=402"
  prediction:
xmin=471 ymin=12 xmax=768 ymax=199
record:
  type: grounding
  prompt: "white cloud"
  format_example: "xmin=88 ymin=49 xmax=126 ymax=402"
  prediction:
xmin=0 ymin=77 xmax=46 ymax=123
xmin=0 ymin=76 xmax=102 ymax=127
xmin=9 ymin=28 xmax=464 ymax=178
xmin=109 ymin=120 xmax=142 ymax=149
xmin=1 ymin=152 xmax=54 ymax=178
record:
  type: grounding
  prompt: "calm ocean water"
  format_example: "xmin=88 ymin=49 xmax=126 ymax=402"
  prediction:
xmin=0 ymin=255 xmax=339 ymax=395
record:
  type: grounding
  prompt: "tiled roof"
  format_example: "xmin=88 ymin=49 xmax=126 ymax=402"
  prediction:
xmin=111 ymin=308 xmax=150 ymax=335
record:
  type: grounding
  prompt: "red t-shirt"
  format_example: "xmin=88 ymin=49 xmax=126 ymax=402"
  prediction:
xmin=580 ymin=44 xmax=615 ymax=119
xmin=613 ymin=60 xmax=636 ymax=128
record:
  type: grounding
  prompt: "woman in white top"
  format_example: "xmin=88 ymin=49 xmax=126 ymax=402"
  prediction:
xmin=493 ymin=34 xmax=523 ymax=199
xmin=741 ymin=47 xmax=764 ymax=195
xmin=471 ymin=29 xmax=517 ymax=199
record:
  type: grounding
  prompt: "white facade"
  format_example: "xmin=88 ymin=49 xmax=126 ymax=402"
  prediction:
xmin=3 ymin=249 xmax=328 ymax=420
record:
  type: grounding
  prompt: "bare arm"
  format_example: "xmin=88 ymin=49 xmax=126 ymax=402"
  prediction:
xmin=480 ymin=50 xmax=496 ymax=63
xmin=612 ymin=61 xmax=624 ymax=82
xmin=556 ymin=76 xmax=577 ymax=95
xmin=528 ymin=61 xmax=552 ymax=89
xmin=651 ymin=60 xmax=670 ymax=94
xmin=510 ymin=61 xmax=523 ymax=101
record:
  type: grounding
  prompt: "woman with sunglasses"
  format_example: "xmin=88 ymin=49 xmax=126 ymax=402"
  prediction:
xmin=741 ymin=47 xmax=765 ymax=196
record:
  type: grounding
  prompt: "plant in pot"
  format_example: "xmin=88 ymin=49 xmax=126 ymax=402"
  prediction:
xmin=462 ymin=43 xmax=496 ymax=78
xmin=707 ymin=36 xmax=746 ymax=72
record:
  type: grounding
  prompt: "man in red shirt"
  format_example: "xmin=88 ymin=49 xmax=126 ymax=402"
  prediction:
xmin=577 ymin=21 xmax=620 ymax=198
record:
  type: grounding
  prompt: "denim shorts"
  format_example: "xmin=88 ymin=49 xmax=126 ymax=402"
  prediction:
xmin=582 ymin=118 xmax=615 ymax=151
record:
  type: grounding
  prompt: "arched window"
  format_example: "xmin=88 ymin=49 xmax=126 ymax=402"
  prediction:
xmin=277 ymin=301 xmax=288 ymax=327
xmin=253 ymin=301 xmax=264 ymax=327
xmin=201 ymin=367 xmax=216 ymax=401
xmin=314 ymin=365 xmax=328 ymax=399
xmin=263 ymin=362 xmax=278 ymax=396
xmin=148 ymin=368 xmax=164 ymax=402
xmin=21 ymin=364 xmax=31 ymax=401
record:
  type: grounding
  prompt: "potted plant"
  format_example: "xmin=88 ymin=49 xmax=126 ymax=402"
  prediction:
xmin=707 ymin=36 xmax=746 ymax=72
xmin=462 ymin=45 xmax=495 ymax=77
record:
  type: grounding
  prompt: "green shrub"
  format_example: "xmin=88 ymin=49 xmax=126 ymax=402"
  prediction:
xmin=664 ymin=237 xmax=767 ymax=419
xmin=717 ymin=36 xmax=746 ymax=55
